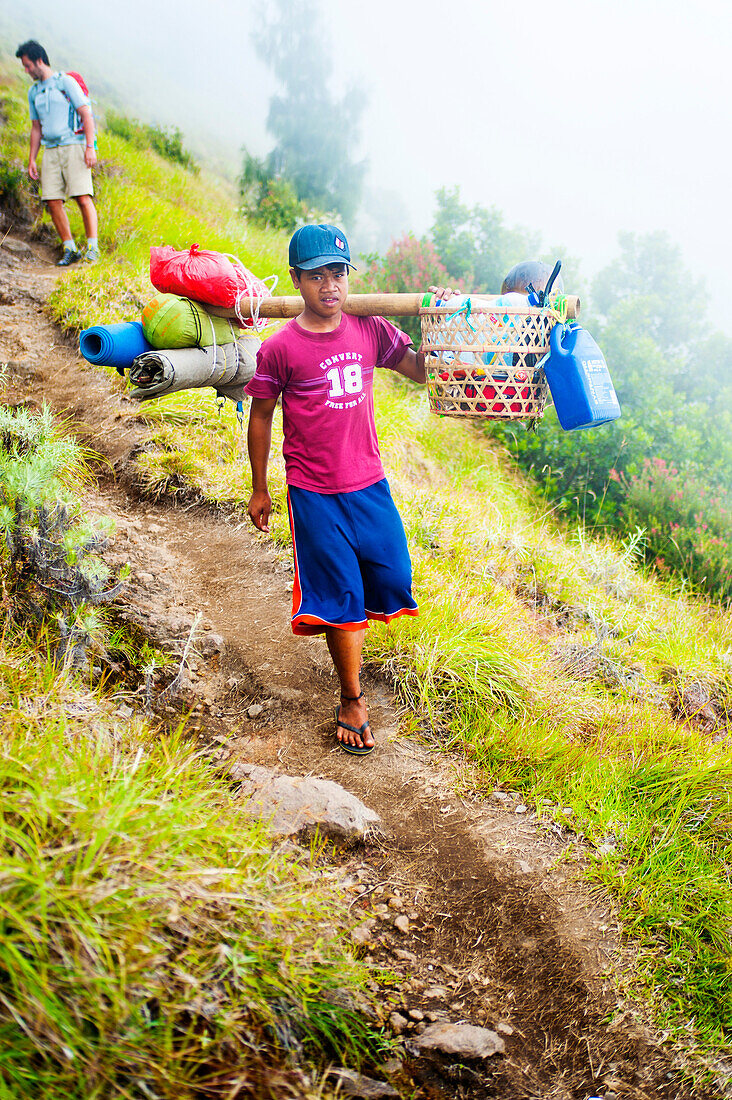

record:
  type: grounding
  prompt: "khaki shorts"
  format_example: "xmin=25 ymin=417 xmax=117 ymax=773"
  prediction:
xmin=41 ymin=143 xmax=94 ymax=201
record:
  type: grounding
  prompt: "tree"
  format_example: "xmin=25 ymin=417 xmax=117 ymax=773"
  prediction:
xmin=431 ymin=187 xmax=540 ymax=292
xmin=591 ymin=231 xmax=706 ymax=356
xmin=243 ymin=0 xmax=367 ymax=226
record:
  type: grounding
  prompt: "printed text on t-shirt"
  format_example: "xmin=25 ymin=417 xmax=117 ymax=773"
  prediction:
xmin=320 ymin=352 xmax=364 ymax=403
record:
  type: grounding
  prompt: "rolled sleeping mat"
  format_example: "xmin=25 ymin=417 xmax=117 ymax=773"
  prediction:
xmin=79 ymin=321 xmax=152 ymax=373
xmin=128 ymin=334 xmax=260 ymax=402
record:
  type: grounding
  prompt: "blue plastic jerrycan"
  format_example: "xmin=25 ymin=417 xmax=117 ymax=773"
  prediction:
xmin=542 ymin=322 xmax=621 ymax=431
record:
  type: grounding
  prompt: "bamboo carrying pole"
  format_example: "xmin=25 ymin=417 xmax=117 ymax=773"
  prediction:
xmin=206 ymin=292 xmax=581 ymax=321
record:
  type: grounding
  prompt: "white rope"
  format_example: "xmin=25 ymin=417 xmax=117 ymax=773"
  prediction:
xmin=231 ymin=266 xmax=278 ymax=332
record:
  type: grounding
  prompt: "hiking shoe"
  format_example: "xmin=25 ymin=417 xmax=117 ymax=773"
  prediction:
xmin=57 ymin=248 xmax=81 ymax=267
xmin=84 ymin=246 xmax=100 ymax=264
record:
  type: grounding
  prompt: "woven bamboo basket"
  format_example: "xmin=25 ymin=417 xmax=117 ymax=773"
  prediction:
xmin=420 ymin=298 xmax=559 ymax=421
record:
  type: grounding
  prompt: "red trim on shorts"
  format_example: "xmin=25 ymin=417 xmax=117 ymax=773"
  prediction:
xmin=365 ymin=606 xmax=419 ymax=624
xmin=287 ymin=491 xmax=304 ymax=621
xmin=292 ymin=614 xmax=368 ymax=637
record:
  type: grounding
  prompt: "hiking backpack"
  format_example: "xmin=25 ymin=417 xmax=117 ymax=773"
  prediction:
xmin=56 ymin=71 xmax=95 ymax=143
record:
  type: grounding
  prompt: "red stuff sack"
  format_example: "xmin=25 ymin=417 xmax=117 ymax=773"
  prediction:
xmin=150 ymin=244 xmax=270 ymax=323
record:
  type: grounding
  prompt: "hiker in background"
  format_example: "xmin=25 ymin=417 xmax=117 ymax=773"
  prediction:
xmin=16 ymin=39 xmax=100 ymax=266
xmin=245 ymin=224 xmax=426 ymax=757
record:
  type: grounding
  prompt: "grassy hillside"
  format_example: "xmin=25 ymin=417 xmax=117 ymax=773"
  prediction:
xmin=2 ymin=57 xmax=732 ymax=1080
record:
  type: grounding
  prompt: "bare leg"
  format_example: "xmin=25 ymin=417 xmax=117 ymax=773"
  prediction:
xmin=45 ymin=199 xmax=72 ymax=245
xmin=74 ymin=194 xmax=98 ymax=240
xmin=325 ymin=626 xmax=374 ymax=750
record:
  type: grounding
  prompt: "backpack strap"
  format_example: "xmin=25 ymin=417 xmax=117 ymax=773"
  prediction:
xmin=54 ymin=72 xmax=94 ymax=142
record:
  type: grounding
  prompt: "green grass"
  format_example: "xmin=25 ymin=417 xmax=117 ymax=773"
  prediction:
xmin=2 ymin=56 xmax=732 ymax=1059
xmin=0 ymin=648 xmax=385 ymax=1098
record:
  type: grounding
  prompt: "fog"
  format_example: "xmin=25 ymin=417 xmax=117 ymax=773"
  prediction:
xmin=3 ymin=0 xmax=730 ymax=329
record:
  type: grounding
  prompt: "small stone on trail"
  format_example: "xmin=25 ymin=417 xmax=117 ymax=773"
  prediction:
xmin=389 ymin=1011 xmax=408 ymax=1035
xmin=515 ymin=804 xmax=528 ymax=813
xmin=247 ymin=703 xmax=264 ymax=718
xmin=387 ymin=895 xmax=404 ymax=909
xmin=200 ymin=633 xmax=225 ymax=657
xmin=229 ymin=762 xmax=382 ymax=841
xmin=327 ymin=1068 xmax=399 ymax=1099
xmin=408 ymin=1008 xmax=424 ymax=1021
xmin=413 ymin=1022 xmax=505 ymax=1060
xmin=496 ymin=1020 xmax=514 ymax=1035
xmin=394 ymin=915 xmax=410 ymax=933
xmin=2 ymin=237 xmax=34 ymax=258
xmin=351 ymin=919 xmax=376 ymax=946
xmin=4 ymin=360 xmax=40 ymax=380
xmin=424 ymin=985 xmax=450 ymax=999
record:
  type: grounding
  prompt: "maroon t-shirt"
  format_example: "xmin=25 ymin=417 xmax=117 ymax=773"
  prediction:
xmin=244 ymin=314 xmax=411 ymax=493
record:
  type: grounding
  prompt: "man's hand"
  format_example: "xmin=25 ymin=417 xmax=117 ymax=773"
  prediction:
xmin=84 ymin=147 xmax=97 ymax=169
xmin=428 ymin=284 xmax=461 ymax=302
xmin=248 ymin=489 xmax=272 ymax=532
xmin=28 ymin=159 xmax=39 ymax=181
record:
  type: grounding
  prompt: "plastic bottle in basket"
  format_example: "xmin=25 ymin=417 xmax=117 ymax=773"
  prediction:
xmin=480 ymin=292 xmax=530 ymax=369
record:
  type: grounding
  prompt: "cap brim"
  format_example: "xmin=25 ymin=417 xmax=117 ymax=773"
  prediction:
xmin=296 ymin=254 xmax=356 ymax=271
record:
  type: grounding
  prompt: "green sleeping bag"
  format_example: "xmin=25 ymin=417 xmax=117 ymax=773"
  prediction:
xmin=142 ymin=293 xmax=236 ymax=349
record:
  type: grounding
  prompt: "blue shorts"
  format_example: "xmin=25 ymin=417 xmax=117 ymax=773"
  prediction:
xmin=287 ymin=479 xmax=419 ymax=636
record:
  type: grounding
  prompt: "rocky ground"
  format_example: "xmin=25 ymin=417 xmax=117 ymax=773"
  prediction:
xmin=0 ymin=229 xmax=724 ymax=1100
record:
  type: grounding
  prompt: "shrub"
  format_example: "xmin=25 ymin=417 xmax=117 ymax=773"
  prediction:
xmin=356 ymin=233 xmax=448 ymax=343
xmin=0 ymin=156 xmax=25 ymax=213
xmin=0 ymin=405 xmax=126 ymax=664
xmin=239 ymin=152 xmax=336 ymax=232
xmin=621 ymin=457 xmax=732 ymax=602
xmin=105 ymin=111 xmax=198 ymax=173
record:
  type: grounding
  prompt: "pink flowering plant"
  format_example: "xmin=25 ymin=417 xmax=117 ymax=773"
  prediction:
xmin=354 ymin=234 xmax=449 ymax=343
xmin=621 ymin=458 xmax=732 ymax=601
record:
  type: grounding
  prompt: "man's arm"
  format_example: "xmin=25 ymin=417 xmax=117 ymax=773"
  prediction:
xmin=77 ymin=105 xmax=97 ymax=168
xmin=28 ymin=120 xmax=42 ymax=180
xmin=247 ymin=396 xmax=278 ymax=531
xmin=390 ymin=283 xmax=462 ymax=384
xmin=392 ymin=346 xmax=426 ymax=385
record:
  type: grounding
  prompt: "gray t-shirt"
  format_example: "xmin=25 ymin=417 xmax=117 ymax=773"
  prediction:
xmin=28 ymin=72 xmax=89 ymax=147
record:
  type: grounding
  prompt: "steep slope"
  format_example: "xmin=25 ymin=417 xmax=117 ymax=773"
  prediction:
xmin=1 ymin=59 xmax=731 ymax=1097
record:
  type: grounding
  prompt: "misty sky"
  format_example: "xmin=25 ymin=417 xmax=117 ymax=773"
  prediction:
xmin=3 ymin=0 xmax=731 ymax=329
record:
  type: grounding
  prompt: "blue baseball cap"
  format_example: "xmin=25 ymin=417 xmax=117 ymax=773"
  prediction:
xmin=289 ymin=223 xmax=355 ymax=271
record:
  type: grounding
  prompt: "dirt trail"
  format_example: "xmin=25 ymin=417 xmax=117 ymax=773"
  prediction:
xmin=0 ymin=236 xmax=721 ymax=1100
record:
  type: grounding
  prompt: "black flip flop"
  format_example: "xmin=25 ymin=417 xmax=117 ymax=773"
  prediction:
xmin=334 ymin=705 xmax=375 ymax=756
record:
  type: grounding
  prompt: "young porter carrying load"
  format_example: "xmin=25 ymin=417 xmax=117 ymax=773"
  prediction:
xmin=245 ymin=224 xmax=427 ymax=756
